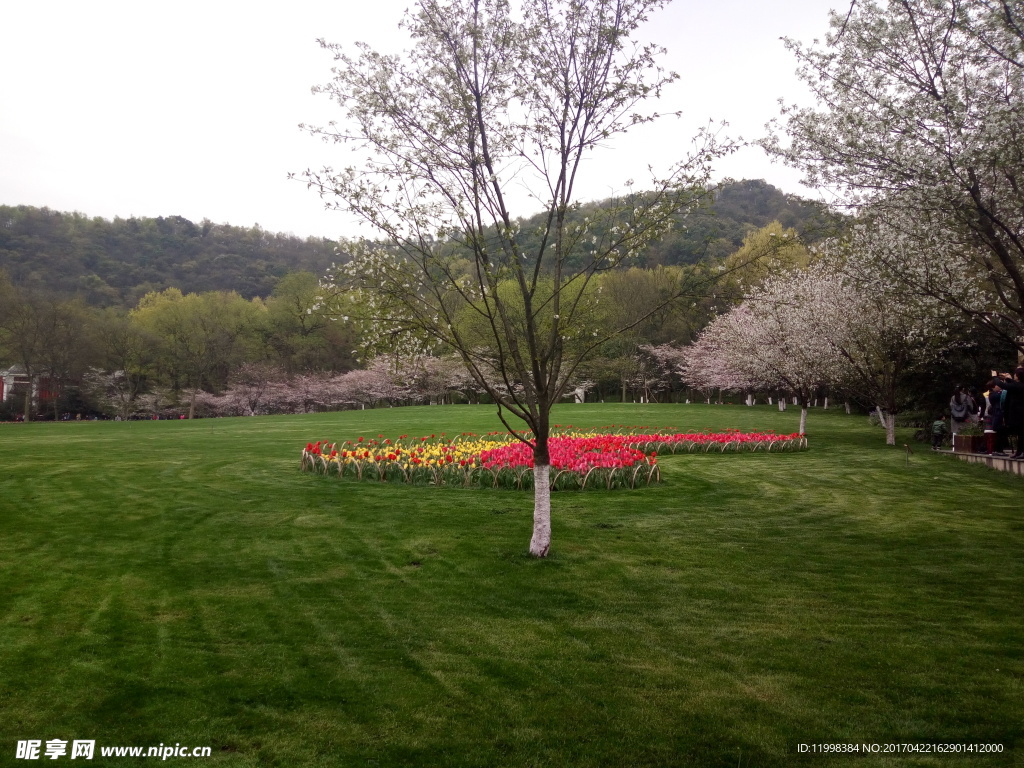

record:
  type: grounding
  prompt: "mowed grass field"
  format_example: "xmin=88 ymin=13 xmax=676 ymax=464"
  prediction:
xmin=0 ymin=403 xmax=1022 ymax=767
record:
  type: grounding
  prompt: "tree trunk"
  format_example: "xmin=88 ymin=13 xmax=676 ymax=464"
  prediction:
xmin=530 ymin=436 xmax=551 ymax=558
xmin=23 ymin=388 xmax=32 ymax=422
xmin=799 ymin=407 xmax=808 ymax=435
xmin=875 ymin=406 xmax=896 ymax=445
xmin=530 ymin=464 xmax=551 ymax=557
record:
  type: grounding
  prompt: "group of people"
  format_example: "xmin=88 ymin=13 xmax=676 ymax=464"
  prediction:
xmin=936 ymin=367 xmax=1024 ymax=458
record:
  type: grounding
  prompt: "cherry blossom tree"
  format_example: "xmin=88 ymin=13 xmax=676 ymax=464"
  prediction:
xmin=300 ymin=0 xmax=733 ymax=556
xmin=621 ymin=343 xmax=683 ymax=402
xmin=812 ymin=231 xmax=960 ymax=444
xmin=288 ymin=372 xmax=334 ymax=413
xmin=678 ymin=328 xmax=753 ymax=405
xmin=765 ymin=0 xmax=1024 ymax=354
xmin=685 ymin=249 xmax=955 ymax=444
xmin=225 ymin=363 xmax=285 ymax=416
xmin=681 ymin=285 xmax=837 ymax=435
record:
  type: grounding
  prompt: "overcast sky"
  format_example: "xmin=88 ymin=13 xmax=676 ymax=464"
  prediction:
xmin=0 ymin=0 xmax=839 ymax=240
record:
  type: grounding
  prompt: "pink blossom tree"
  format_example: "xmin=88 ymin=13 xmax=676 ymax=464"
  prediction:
xmin=681 ymin=293 xmax=835 ymax=435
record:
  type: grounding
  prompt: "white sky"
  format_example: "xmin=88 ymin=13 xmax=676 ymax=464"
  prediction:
xmin=0 ymin=0 xmax=839 ymax=240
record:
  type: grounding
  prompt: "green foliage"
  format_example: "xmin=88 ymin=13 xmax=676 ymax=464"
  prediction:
xmin=264 ymin=271 xmax=358 ymax=374
xmin=0 ymin=277 xmax=97 ymax=420
xmin=130 ymin=288 xmax=266 ymax=406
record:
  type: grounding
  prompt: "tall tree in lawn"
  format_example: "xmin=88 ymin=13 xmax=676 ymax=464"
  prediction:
xmin=764 ymin=0 xmax=1024 ymax=354
xmin=300 ymin=0 xmax=731 ymax=556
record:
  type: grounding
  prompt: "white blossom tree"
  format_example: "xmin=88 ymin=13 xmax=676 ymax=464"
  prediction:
xmin=685 ymin=251 xmax=955 ymax=444
xmin=681 ymin=282 xmax=839 ymax=435
xmin=410 ymin=354 xmax=472 ymax=404
xmin=288 ymin=372 xmax=334 ymax=413
xmin=299 ymin=0 xmax=733 ymax=556
xmin=812 ymin=229 xmax=960 ymax=444
xmin=765 ymin=0 xmax=1024 ymax=353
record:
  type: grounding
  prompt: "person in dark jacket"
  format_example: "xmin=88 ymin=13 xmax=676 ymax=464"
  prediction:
xmin=987 ymin=380 xmax=1007 ymax=454
xmin=993 ymin=367 xmax=1024 ymax=459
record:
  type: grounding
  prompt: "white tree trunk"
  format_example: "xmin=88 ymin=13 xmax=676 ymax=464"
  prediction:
xmin=823 ymin=397 xmax=829 ymax=410
xmin=799 ymin=407 xmax=808 ymax=435
xmin=845 ymin=401 xmax=851 ymax=414
xmin=529 ymin=465 xmax=551 ymax=557
xmin=874 ymin=406 xmax=897 ymax=445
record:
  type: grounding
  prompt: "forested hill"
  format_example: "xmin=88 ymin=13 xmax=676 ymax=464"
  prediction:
xmin=532 ymin=177 xmax=840 ymax=267
xmin=0 ymin=180 xmax=837 ymax=307
xmin=0 ymin=209 xmax=340 ymax=306
xmin=650 ymin=178 xmax=840 ymax=265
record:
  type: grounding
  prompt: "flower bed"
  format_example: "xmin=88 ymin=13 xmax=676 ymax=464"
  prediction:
xmin=300 ymin=427 xmax=807 ymax=491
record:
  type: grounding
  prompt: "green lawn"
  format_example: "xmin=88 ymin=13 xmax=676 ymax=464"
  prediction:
xmin=0 ymin=404 xmax=1021 ymax=767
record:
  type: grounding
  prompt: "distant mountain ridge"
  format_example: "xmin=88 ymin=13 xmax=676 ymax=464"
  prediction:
xmin=0 ymin=180 xmax=838 ymax=307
